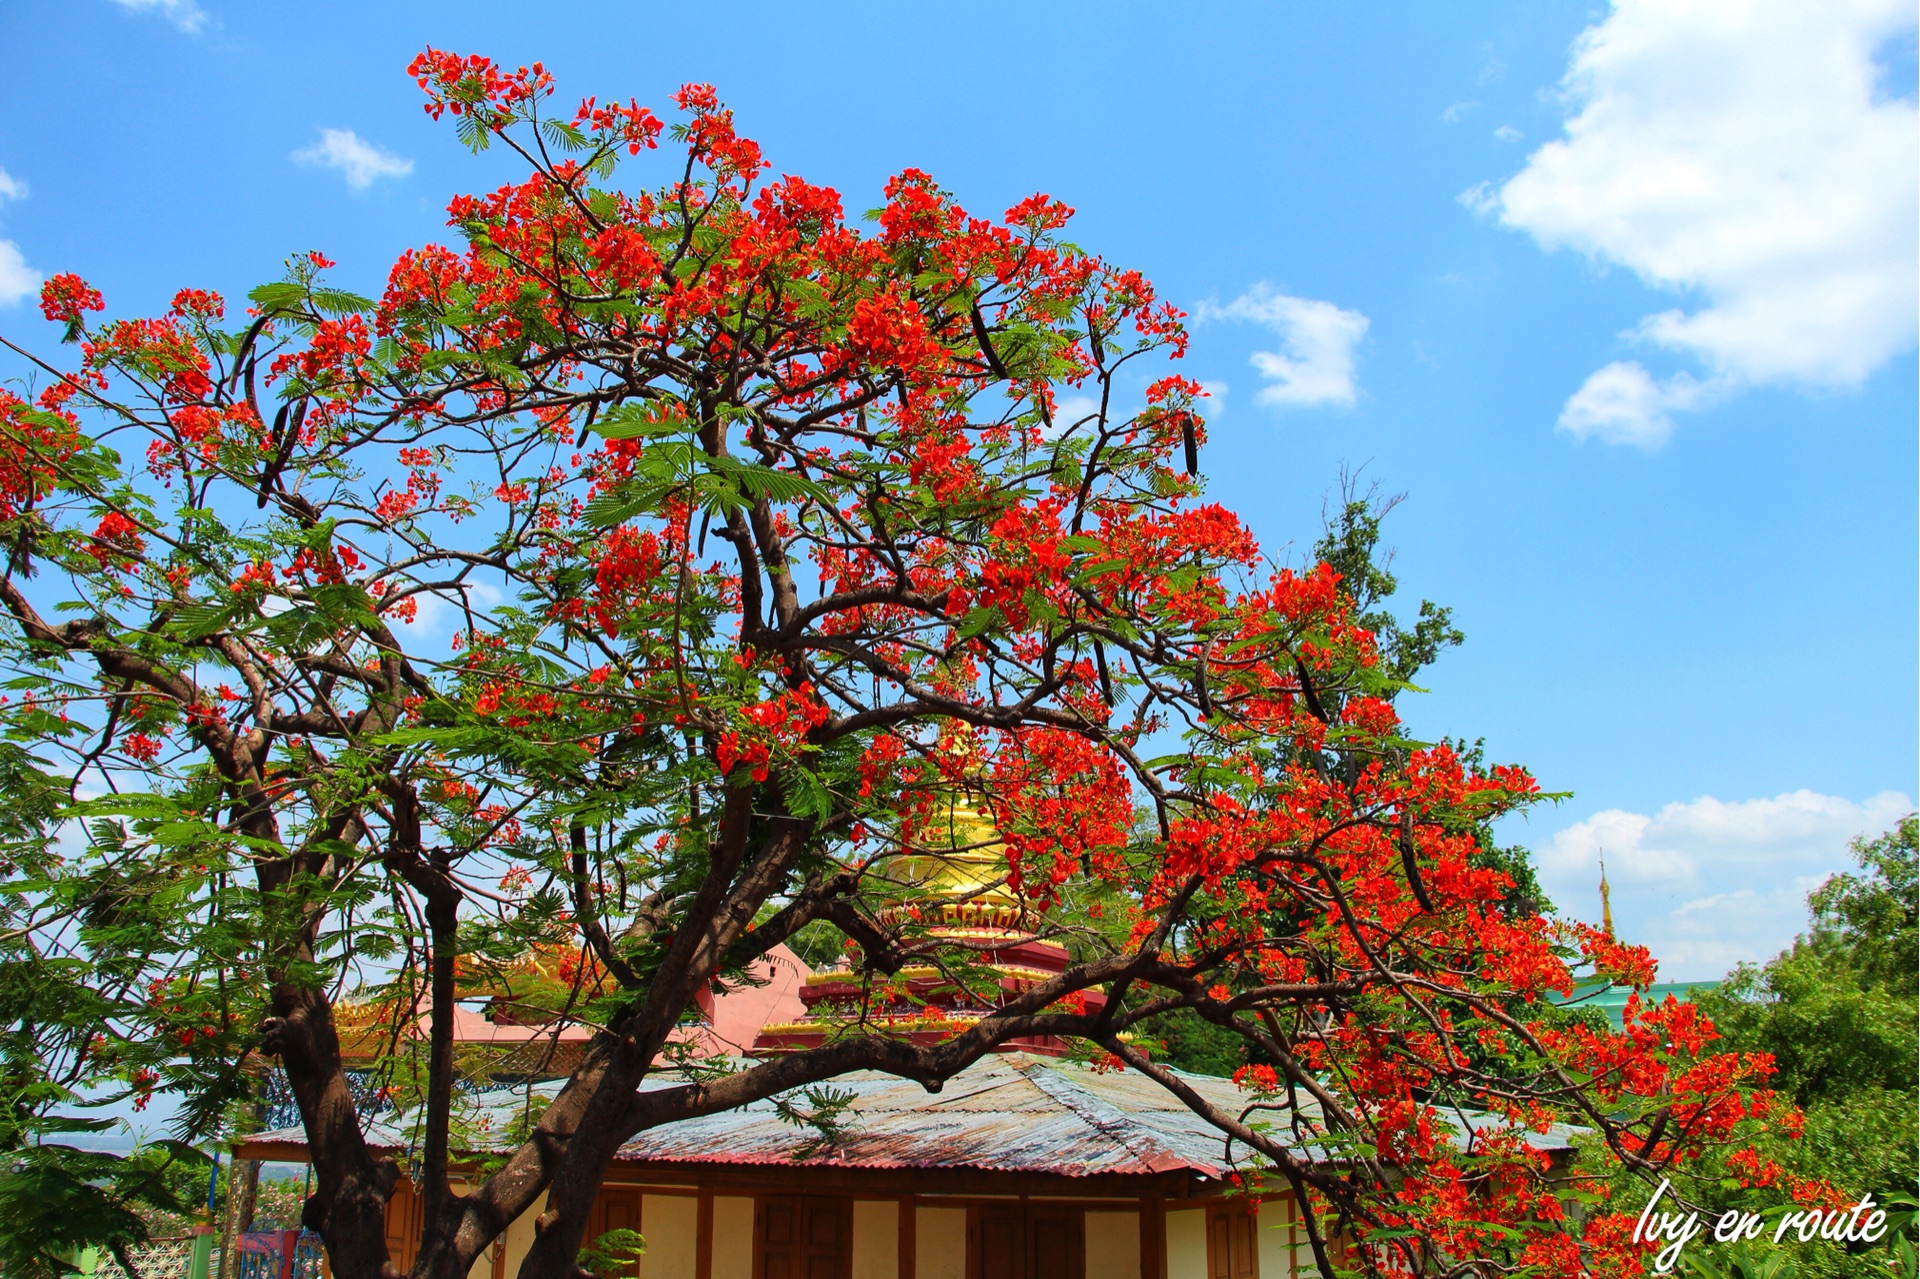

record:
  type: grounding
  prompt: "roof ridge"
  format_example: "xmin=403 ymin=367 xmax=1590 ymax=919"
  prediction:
xmin=1011 ymin=1058 xmax=1198 ymax=1175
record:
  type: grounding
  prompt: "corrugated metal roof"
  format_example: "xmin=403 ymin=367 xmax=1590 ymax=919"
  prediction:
xmin=605 ymin=1055 xmax=1230 ymax=1177
xmin=250 ymin=1053 xmax=1576 ymax=1180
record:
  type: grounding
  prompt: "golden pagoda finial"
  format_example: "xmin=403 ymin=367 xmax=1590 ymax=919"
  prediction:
xmin=1598 ymin=850 xmax=1614 ymax=939
xmin=884 ymin=721 xmax=1025 ymax=930
xmin=935 ymin=719 xmax=982 ymax=775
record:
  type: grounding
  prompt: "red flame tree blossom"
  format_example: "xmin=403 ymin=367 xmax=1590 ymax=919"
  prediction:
xmin=0 ymin=52 xmax=1791 ymax=1279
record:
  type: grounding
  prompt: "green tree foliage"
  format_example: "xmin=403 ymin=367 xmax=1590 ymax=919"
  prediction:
xmin=1702 ymin=816 xmax=1917 ymax=1105
xmin=0 ymin=1141 xmax=210 ymax=1279
xmin=1624 ymin=816 xmax=1918 ymax=1279
xmin=1311 ymin=478 xmax=1464 ymax=689
xmin=1139 ymin=1006 xmax=1252 ymax=1077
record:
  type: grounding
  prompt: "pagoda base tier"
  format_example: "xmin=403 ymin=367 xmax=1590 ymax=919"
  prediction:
xmin=749 ymin=931 xmax=1109 ymax=1058
xmin=751 ymin=1022 xmax=1081 ymax=1059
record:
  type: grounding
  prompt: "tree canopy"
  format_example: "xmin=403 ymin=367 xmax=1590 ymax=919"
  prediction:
xmin=1653 ymin=816 xmax=1918 ymax=1278
xmin=0 ymin=52 xmax=1804 ymax=1279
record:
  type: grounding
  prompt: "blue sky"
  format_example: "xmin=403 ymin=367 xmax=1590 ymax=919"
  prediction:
xmin=0 ymin=0 xmax=1914 ymax=981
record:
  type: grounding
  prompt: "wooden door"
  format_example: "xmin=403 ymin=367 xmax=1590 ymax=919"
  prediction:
xmin=1206 ymin=1202 xmax=1258 ymax=1279
xmin=758 ymin=1195 xmax=851 ymax=1279
xmin=975 ymin=1206 xmax=1027 ymax=1279
xmin=1026 ymin=1207 xmax=1083 ymax=1279
xmin=969 ymin=1205 xmax=1083 ymax=1279
xmin=384 ymin=1178 xmax=421 ymax=1273
xmin=589 ymin=1187 xmax=643 ymax=1277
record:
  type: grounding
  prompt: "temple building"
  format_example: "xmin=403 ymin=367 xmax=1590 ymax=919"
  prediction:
xmin=236 ymin=788 xmax=1575 ymax=1277
xmin=244 ymin=1051 xmax=1349 ymax=1279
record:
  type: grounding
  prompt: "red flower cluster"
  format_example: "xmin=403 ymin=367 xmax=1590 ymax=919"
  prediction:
xmin=0 ymin=389 xmax=82 ymax=519
xmin=86 ymin=510 xmax=144 ymax=571
xmin=408 ymin=49 xmax=553 ymax=123
xmin=169 ymin=288 xmax=224 ymax=321
xmin=83 ymin=315 xmax=212 ymax=404
xmin=716 ymin=685 xmax=830 ymax=783
xmin=40 ymin=272 xmax=105 ymax=325
xmin=295 ymin=314 xmax=372 ymax=387
xmin=573 ymin=96 xmax=664 ymax=155
xmin=591 ymin=525 xmax=665 ymax=636
xmin=988 ymin=727 xmax=1133 ymax=905
xmin=845 ymin=290 xmax=940 ymax=374
xmin=678 ymin=87 xmax=764 ymax=181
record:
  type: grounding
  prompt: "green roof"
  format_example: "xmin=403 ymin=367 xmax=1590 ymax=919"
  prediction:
xmin=1550 ymin=980 xmax=1720 ymax=1030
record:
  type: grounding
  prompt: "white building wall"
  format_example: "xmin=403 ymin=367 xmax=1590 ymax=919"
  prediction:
xmin=638 ymin=1194 xmax=697 ymax=1278
xmin=1165 ymin=1208 xmax=1207 ymax=1279
xmin=850 ymin=1199 xmax=899 ymax=1279
xmin=1084 ymin=1209 xmax=1140 ymax=1278
xmin=710 ymin=1196 xmax=755 ymax=1279
xmin=914 ymin=1206 xmax=967 ymax=1279
xmin=458 ymin=1182 xmax=1321 ymax=1279
xmin=1258 ymin=1193 xmax=1309 ymax=1277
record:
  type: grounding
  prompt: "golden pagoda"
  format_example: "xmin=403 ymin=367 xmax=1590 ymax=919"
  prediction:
xmin=752 ymin=761 xmax=1102 ymax=1058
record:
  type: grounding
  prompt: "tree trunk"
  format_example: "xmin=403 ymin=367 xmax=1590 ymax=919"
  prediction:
xmin=234 ymin=1158 xmax=261 ymax=1232
xmin=217 ymin=1157 xmax=259 ymax=1279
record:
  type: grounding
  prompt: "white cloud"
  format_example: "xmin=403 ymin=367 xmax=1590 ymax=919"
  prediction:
xmin=1457 ymin=182 xmax=1499 ymax=218
xmin=403 ymin=580 xmax=503 ymax=633
xmin=1200 ymin=285 xmax=1369 ymax=409
xmin=0 ymin=241 xmax=41 ymax=308
xmin=1538 ymin=788 xmax=1913 ymax=980
xmin=108 ymin=0 xmax=209 ymax=33
xmin=1477 ymin=0 xmax=1918 ymax=438
xmin=1053 ymin=394 xmax=1100 ymax=428
xmin=1198 ymin=379 xmax=1228 ymax=418
xmin=293 ymin=129 xmax=414 ymax=191
xmin=0 ymin=168 xmax=34 ymax=306
xmin=1441 ymin=100 xmax=1480 ymax=124
xmin=1493 ymin=124 xmax=1524 ymax=143
xmin=1556 ymin=360 xmax=1731 ymax=447
xmin=1036 ymin=392 xmax=1101 ymax=442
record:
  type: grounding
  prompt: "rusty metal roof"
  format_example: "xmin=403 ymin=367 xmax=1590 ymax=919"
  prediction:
xmin=610 ymin=1053 xmax=1246 ymax=1177
xmin=247 ymin=1053 xmax=1576 ymax=1180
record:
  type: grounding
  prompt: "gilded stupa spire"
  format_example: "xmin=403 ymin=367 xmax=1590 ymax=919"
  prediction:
xmin=751 ymin=722 xmax=1098 ymax=1057
xmin=887 ymin=721 xmax=1024 ymax=928
xmin=1598 ymin=851 xmax=1614 ymax=940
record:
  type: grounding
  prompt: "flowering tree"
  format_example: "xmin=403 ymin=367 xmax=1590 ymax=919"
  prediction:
xmin=0 ymin=52 xmax=1796 ymax=1279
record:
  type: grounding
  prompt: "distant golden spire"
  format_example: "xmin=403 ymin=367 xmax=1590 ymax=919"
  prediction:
xmin=1598 ymin=851 xmax=1614 ymax=940
xmin=884 ymin=722 xmax=1025 ymax=926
